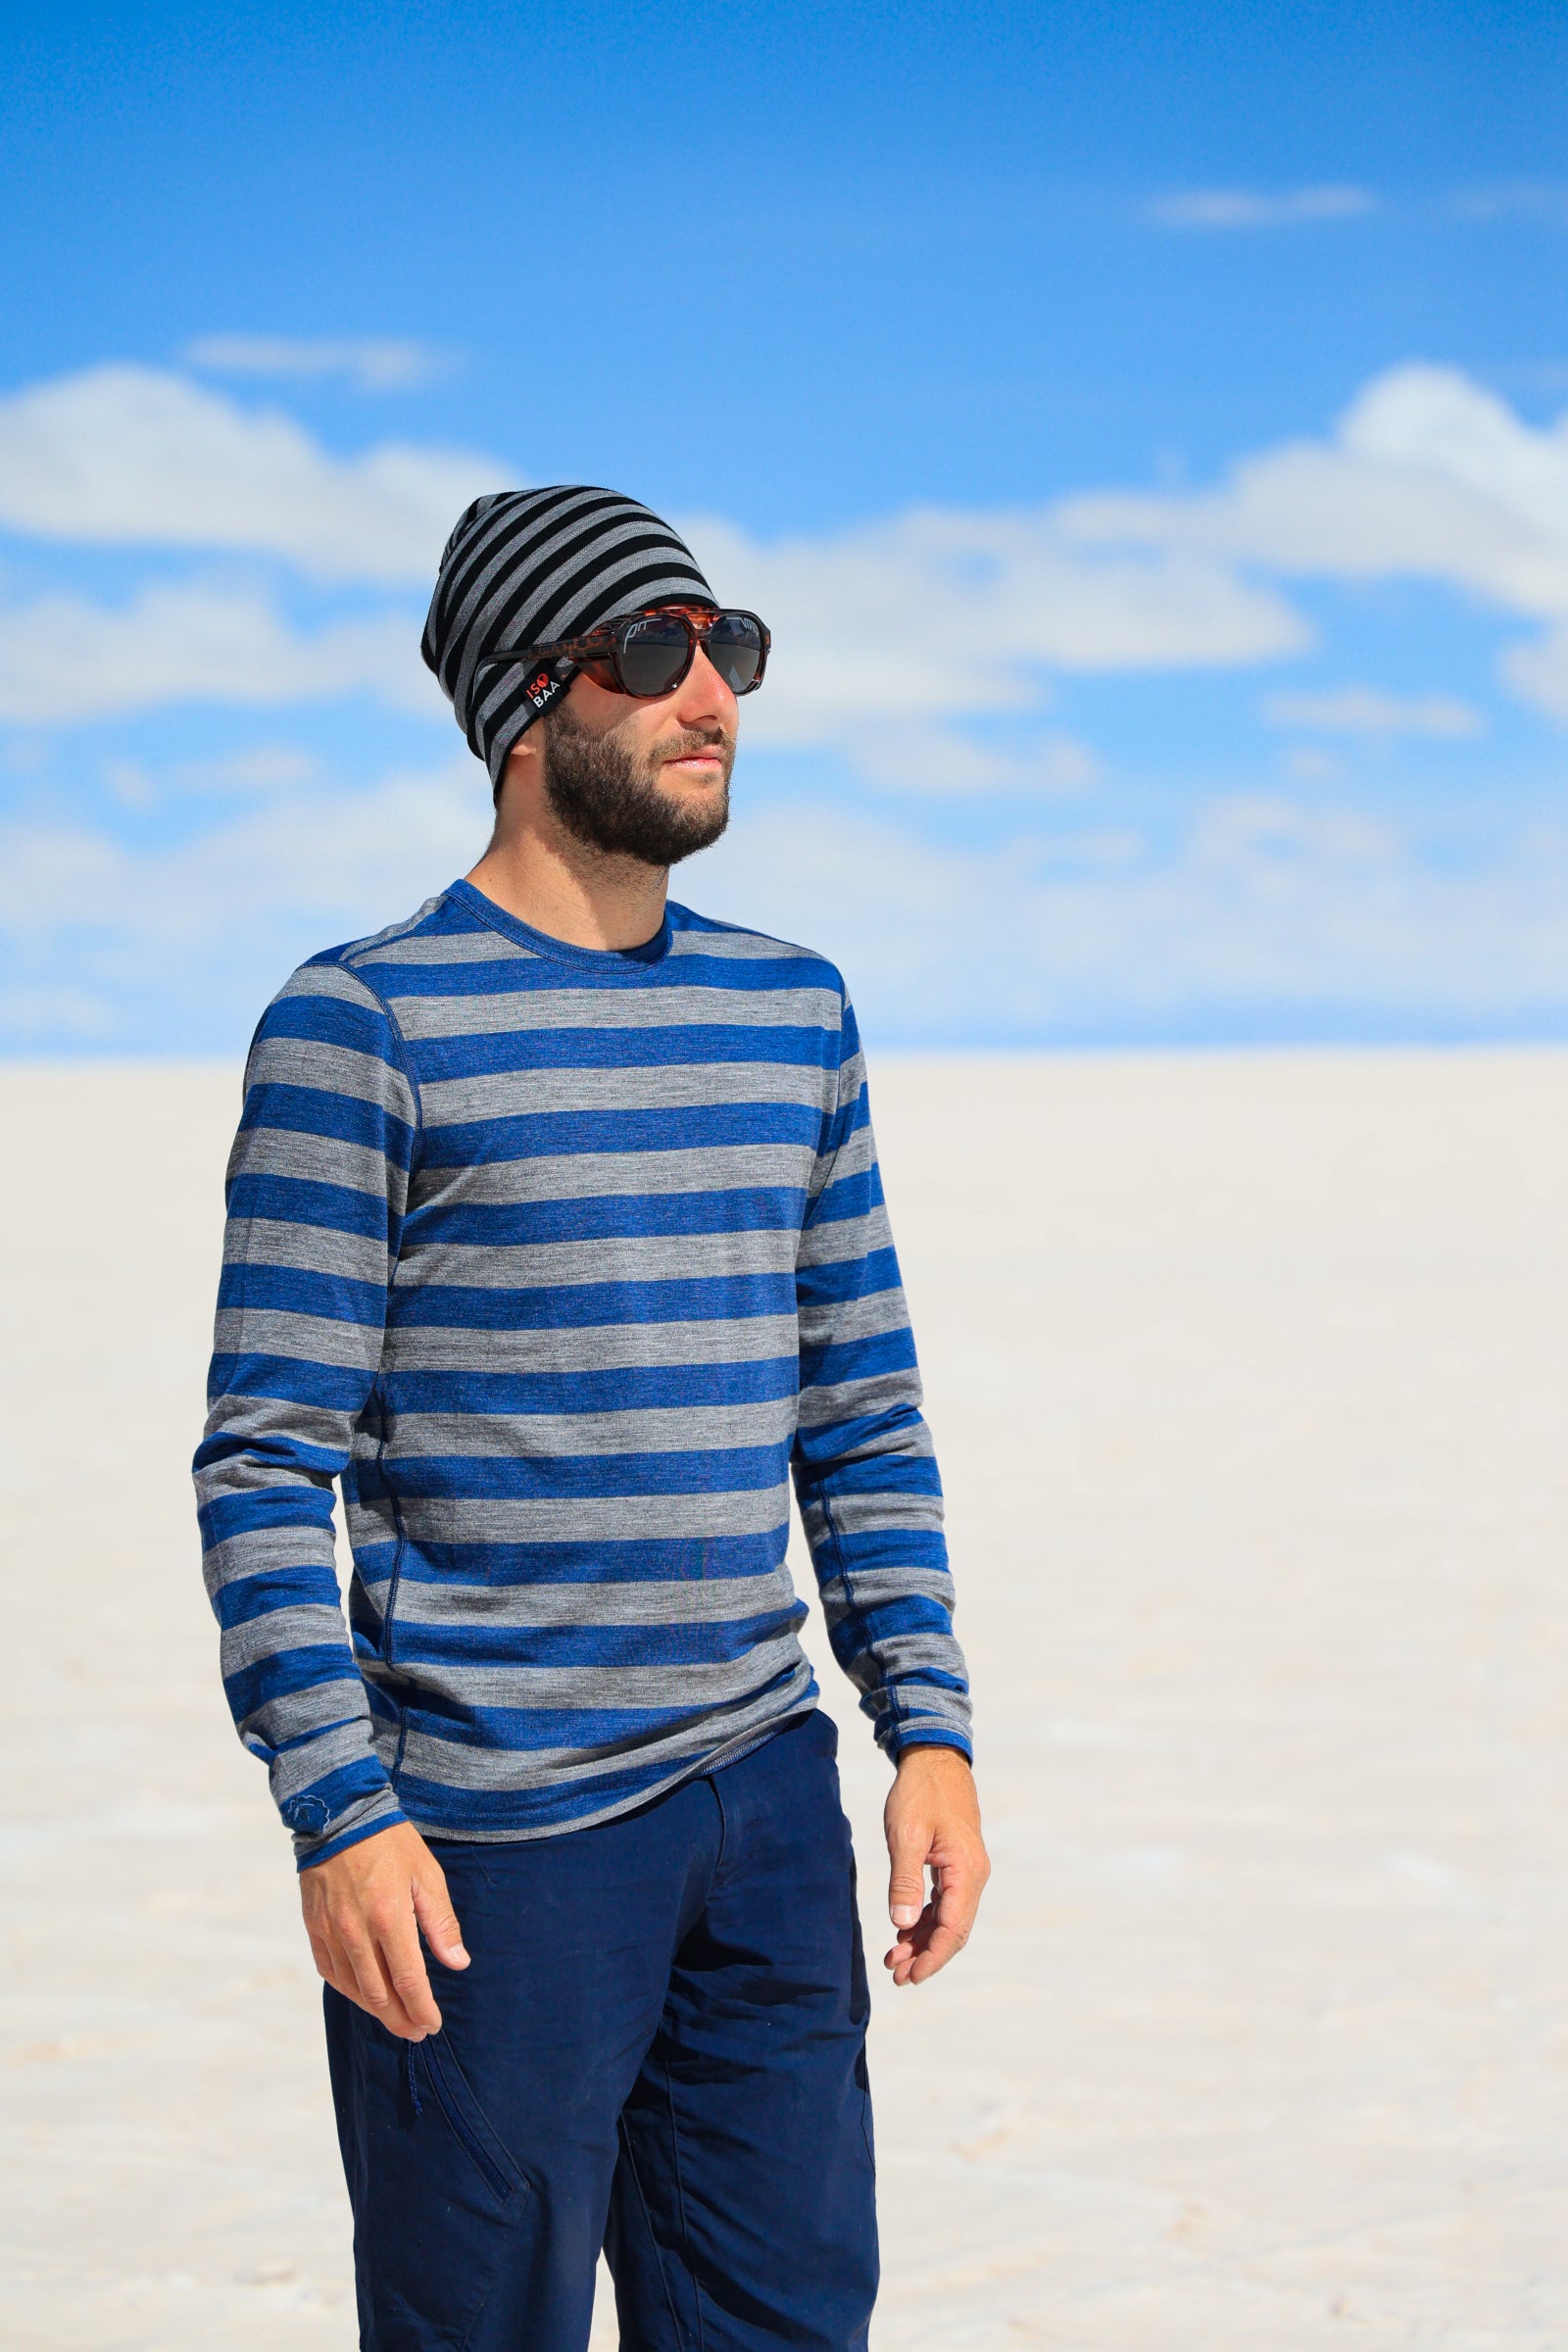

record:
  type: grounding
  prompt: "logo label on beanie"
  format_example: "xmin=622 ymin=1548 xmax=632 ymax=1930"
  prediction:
xmin=525 ymin=666 xmax=566 ymax=716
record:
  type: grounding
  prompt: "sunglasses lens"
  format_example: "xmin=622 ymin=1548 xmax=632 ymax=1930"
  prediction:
xmin=618 ymin=613 xmax=691 ymax=697
xmin=706 ymin=612 xmax=764 ymax=693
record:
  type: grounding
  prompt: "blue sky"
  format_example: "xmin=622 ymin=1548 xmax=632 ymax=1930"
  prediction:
xmin=3 ymin=0 xmax=1567 ymax=1050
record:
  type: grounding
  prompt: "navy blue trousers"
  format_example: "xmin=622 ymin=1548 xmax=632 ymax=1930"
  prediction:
xmin=324 ymin=1710 xmax=879 ymax=2351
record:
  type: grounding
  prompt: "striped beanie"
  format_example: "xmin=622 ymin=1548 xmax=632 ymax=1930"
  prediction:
xmin=421 ymin=484 xmax=716 ymax=792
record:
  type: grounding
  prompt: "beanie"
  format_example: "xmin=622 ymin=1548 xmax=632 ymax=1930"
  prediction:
xmin=421 ymin=484 xmax=716 ymax=793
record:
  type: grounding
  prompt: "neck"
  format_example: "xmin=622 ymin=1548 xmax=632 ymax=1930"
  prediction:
xmin=466 ymin=798 xmax=669 ymax=953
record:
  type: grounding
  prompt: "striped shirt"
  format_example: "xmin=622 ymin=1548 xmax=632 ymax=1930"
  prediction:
xmin=194 ymin=879 xmax=970 ymax=1868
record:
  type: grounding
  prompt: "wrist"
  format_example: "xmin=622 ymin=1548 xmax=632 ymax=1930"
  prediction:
xmin=894 ymin=1740 xmax=973 ymax=1774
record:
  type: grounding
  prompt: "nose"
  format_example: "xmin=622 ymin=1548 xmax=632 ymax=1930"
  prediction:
xmin=673 ymin=643 xmax=739 ymax=732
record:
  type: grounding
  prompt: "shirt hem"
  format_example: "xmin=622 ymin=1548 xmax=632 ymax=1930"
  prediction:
xmin=407 ymin=1701 xmax=822 ymax=1847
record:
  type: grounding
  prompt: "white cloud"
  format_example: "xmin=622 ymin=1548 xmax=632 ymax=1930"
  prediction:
xmin=0 ymin=579 xmax=443 ymax=724
xmin=14 ymin=358 xmax=1568 ymax=1051
xmin=1502 ymin=626 xmax=1568 ymax=720
xmin=5 ymin=356 xmax=1568 ymax=767
xmin=1452 ymin=185 xmax=1568 ymax=225
xmin=0 ymin=365 xmax=501 ymax=582
xmin=1061 ymin=365 xmax=1568 ymax=611
xmin=842 ymin=725 xmax=1100 ymax=793
xmin=1192 ymin=792 xmax=1396 ymax=868
xmin=686 ymin=505 xmax=1308 ymax=754
xmin=692 ymin=796 xmax=1568 ymax=1039
xmin=1151 ymin=186 xmax=1377 ymax=229
xmin=1058 ymin=364 xmax=1568 ymax=717
xmin=0 ymin=763 xmax=484 ymax=1041
xmin=184 ymin=336 xmax=456 ymax=391
xmin=686 ymin=369 xmax=1568 ymax=753
xmin=8 ymin=763 xmax=1568 ymax=1050
xmin=99 ymin=744 xmax=321 ymax=810
xmin=0 ymin=983 xmax=119 ymax=1040
xmin=0 ymin=761 xmax=487 ymax=956
xmin=1282 ymin=745 xmax=1342 ymax=783
xmin=1263 ymin=686 xmax=1485 ymax=738
xmin=174 ymin=745 xmax=321 ymax=791
xmin=0 ymin=363 xmax=1306 ymax=760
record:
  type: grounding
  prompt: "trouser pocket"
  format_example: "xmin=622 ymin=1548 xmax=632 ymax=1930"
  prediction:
xmin=325 ymin=1990 xmax=531 ymax=2352
xmin=417 ymin=2032 xmax=523 ymax=2206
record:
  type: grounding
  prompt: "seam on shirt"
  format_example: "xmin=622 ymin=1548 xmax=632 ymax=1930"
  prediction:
xmin=378 ymin=1460 xmax=413 ymax=1796
xmin=388 ymin=1689 xmax=412 ymax=1789
xmin=320 ymin=952 xmax=420 ymax=1790
xmin=452 ymin=876 xmax=667 ymax=978
xmin=334 ymin=947 xmax=427 ymax=1157
xmin=820 ymin=1484 xmax=905 ymax=1743
xmin=802 ymin=987 xmax=851 ymax=1217
xmin=370 ymin=1378 xmax=413 ymax=1782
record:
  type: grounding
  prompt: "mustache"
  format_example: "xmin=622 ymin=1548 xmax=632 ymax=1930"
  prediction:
xmin=650 ymin=723 xmax=735 ymax=762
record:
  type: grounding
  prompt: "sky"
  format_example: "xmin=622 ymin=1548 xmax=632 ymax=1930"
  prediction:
xmin=3 ymin=0 xmax=1568 ymax=1052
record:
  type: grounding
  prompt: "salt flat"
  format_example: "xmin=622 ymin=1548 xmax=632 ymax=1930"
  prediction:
xmin=4 ymin=1051 xmax=1568 ymax=2351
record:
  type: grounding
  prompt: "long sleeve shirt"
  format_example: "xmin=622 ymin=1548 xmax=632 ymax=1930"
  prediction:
xmin=194 ymin=879 xmax=971 ymax=1867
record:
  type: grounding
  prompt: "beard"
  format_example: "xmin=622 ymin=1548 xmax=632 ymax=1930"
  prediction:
xmin=541 ymin=703 xmax=733 ymax=867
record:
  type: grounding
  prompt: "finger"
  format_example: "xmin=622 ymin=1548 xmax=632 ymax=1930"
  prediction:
xmin=375 ymin=1907 xmax=444 ymax=2037
xmin=886 ymin=1875 xmax=980 ymax=1984
xmin=308 ymin=1931 xmax=347 ymax=1991
xmin=335 ymin=1926 xmax=407 ymax=2031
xmin=932 ymin=1861 xmax=984 ymax=1945
xmin=883 ymin=1902 xmax=933 ymax=1957
xmin=883 ymin=1892 xmax=937 ymax=1980
xmin=342 ymin=1946 xmax=426 ymax=2039
xmin=905 ymin=1920 xmax=968 ymax=1983
xmin=315 ymin=1925 xmax=365 ymax=2002
xmin=412 ymin=1868 xmax=469 ymax=1971
xmin=885 ymin=1916 xmax=943 ymax=1986
xmin=903 ymin=1876 xmax=978 ymax=1984
xmin=886 ymin=1821 xmax=930 ymax=1931
xmin=316 ymin=1925 xmax=398 ymax=2020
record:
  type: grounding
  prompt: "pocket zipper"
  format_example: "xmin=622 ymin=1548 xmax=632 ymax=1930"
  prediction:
xmin=419 ymin=2039 xmax=516 ymax=2204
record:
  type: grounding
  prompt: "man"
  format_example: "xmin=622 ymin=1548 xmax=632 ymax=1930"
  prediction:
xmin=195 ymin=484 xmax=987 ymax=2352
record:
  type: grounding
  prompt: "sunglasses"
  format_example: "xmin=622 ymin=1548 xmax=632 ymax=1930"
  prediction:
xmin=477 ymin=605 xmax=769 ymax=703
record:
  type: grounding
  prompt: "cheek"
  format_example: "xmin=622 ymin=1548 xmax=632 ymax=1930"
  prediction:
xmin=568 ymin=672 xmax=627 ymax=722
xmin=630 ymin=710 xmax=693 ymax=771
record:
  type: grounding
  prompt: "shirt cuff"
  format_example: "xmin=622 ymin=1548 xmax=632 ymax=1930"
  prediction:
xmin=290 ymin=1785 xmax=408 ymax=1872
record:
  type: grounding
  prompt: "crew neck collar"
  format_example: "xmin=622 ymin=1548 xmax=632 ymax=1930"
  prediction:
xmin=448 ymin=877 xmax=673 ymax=969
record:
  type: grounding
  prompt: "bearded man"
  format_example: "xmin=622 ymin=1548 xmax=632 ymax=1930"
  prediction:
xmin=195 ymin=485 xmax=987 ymax=2352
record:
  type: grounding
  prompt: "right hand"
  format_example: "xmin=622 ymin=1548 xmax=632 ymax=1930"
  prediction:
xmin=300 ymin=1820 xmax=469 ymax=2040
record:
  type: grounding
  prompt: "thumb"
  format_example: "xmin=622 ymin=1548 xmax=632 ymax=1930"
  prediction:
xmin=413 ymin=1872 xmax=469 ymax=1970
xmin=887 ymin=1819 xmax=930 ymax=1930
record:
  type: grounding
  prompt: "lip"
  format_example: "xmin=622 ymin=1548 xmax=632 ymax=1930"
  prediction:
xmin=664 ymin=751 xmax=725 ymax=775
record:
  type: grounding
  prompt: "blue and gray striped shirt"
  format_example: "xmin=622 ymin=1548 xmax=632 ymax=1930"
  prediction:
xmin=195 ymin=879 xmax=970 ymax=1867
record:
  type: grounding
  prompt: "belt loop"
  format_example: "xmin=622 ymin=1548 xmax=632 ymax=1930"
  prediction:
xmin=405 ymin=2037 xmax=423 ymax=2118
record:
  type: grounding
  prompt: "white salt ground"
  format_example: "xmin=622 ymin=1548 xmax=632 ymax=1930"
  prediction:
xmin=3 ymin=1051 xmax=1567 ymax=2351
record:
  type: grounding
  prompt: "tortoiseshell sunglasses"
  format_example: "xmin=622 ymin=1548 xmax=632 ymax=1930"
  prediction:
xmin=476 ymin=604 xmax=769 ymax=702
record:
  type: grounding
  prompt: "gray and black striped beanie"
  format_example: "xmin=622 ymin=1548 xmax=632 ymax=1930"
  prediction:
xmin=421 ymin=484 xmax=716 ymax=793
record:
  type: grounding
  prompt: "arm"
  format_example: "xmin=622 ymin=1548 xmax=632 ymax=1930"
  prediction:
xmin=194 ymin=956 xmax=466 ymax=2035
xmin=792 ymin=995 xmax=988 ymax=1982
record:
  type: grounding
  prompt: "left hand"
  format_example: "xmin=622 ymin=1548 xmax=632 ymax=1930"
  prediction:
xmin=883 ymin=1745 xmax=990 ymax=1986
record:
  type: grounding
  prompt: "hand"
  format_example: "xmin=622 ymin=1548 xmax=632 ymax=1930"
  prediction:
xmin=300 ymin=1821 xmax=469 ymax=2040
xmin=883 ymin=1744 xmax=990 ymax=1986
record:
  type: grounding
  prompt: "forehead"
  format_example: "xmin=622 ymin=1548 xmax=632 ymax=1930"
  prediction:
xmin=607 ymin=599 xmax=720 ymax=627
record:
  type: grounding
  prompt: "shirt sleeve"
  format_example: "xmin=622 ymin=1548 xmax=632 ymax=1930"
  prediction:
xmin=192 ymin=956 xmax=418 ymax=1869
xmin=791 ymin=991 xmax=973 ymax=1760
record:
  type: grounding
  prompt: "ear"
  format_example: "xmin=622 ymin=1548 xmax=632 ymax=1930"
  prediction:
xmin=494 ymin=726 xmax=546 ymax=826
